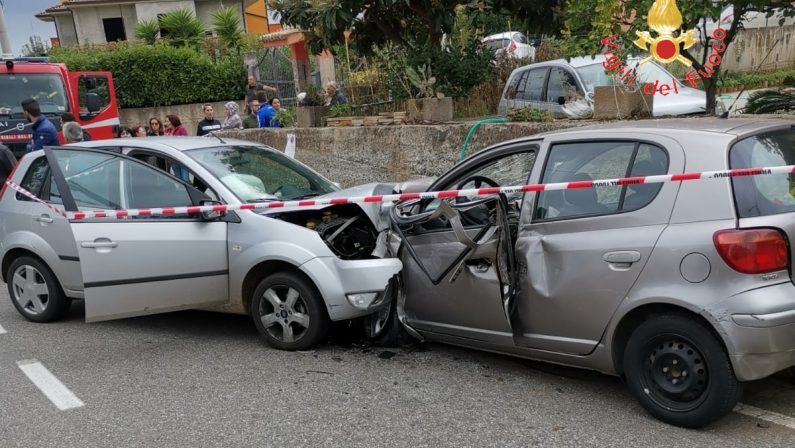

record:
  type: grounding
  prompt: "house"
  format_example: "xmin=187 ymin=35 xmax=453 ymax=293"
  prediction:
xmin=35 ymin=0 xmax=282 ymax=47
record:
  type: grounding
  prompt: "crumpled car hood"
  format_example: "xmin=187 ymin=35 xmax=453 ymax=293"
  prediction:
xmin=259 ymin=182 xmax=397 ymax=228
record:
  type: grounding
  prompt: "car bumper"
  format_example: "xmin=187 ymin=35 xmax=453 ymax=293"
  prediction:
xmin=704 ymin=281 xmax=795 ymax=381
xmin=300 ymin=256 xmax=403 ymax=321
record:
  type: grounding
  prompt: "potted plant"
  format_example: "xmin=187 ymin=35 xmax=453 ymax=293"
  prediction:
xmin=297 ymin=84 xmax=328 ymax=127
xmin=403 ymin=64 xmax=453 ymax=123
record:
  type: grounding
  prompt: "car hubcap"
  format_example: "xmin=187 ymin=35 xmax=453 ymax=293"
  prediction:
xmin=12 ymin=265 xmax=50 ymax=315
xmin=259 ymin=286 xmax=310 ymax=343
xmin=641 ymin=336 xmax=709 ymax=411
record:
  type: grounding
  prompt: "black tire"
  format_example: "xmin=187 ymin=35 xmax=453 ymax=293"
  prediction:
xmin=360 ymin=277 xmax=413 ymax=347
xmin=623 ymin=313 xmax=742 ymax=428
xmin=250 ymin=271 xmax=330 ymax=351
xmin=7 ymin=256 xmax=71 ymax=323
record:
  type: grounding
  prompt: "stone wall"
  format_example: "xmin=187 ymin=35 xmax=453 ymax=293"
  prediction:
xmin=219 ymin=121 xmax=586 ymax=188
xmin=119 ymin=99 xmax=245 ymax=135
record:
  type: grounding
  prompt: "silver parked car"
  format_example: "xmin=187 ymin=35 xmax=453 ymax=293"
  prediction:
xmin=384 ymin=119 xmax=795 ymax=428
xmin=0 ymin=137 xmax=401 ymax=350
xmin=498 ymin=56 xmax=708 ymax=117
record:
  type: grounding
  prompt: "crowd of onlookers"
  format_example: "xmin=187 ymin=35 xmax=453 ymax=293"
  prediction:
xmin=19 ymin=75 xmax=351 ymax=152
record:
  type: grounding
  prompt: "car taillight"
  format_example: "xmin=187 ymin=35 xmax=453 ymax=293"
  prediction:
xmin=0 ymin=159 xmax=20 ymax=201
xmin=713 ymin=228 xmax=789 ymax=274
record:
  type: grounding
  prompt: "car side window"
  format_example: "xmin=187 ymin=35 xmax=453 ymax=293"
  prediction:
xmin=129 ymin=151 xmax=219 ymax=201
xmin=518 ymin=68 xmax=547 ymax=101
xmin=535 ymin=141 xmax=668 ymax=220
xmin=52 ymin=150 xmax=195 ymax=217
xmin=546 ymin=68 xmax=580 ymax=103
xmin=16 ymin=156 xmax=50 ymax=201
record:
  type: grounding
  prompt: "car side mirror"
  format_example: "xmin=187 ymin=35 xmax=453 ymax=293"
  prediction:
xmin=86 ymin=92 xmax=101 ymax=114
xmin=200 ymin=199 xmax=226 ymax=221
xmin=557 ymin=96 xmax=566 ymax=105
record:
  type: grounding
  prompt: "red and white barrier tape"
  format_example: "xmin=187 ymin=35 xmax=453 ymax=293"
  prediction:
xmin=4 ymin=165 xmax=794 ymax=220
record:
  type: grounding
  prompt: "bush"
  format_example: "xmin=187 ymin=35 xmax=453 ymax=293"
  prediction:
xmin=50 ymin=43 xmax=246 ymax=108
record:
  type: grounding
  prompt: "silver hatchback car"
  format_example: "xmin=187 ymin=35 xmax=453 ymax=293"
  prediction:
xmin=0 ymin=138 xmax=401 ymax=350
xmin=385 ymin=119 xmax=795 ymax=428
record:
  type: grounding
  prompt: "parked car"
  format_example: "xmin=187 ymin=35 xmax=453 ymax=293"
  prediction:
xmin=498 ymin=56 xmax=708 ymax=117
xmin=482 ymin=32 xmax=536 ymax=60
xmin=383 ymin=118 xmax=795 ymax=428
xmin=0 ymin=138 xmax=401 ymax=350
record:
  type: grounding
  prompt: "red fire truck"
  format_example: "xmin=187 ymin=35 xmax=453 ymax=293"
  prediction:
xmin=0 ymin=57 xmax=120 ymax=157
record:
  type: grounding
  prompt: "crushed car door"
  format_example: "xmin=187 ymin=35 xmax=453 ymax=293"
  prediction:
xmin=47 ymin=148 xmax=229 ymax=322
xmin=392 ymin=147 xmax=536 ymax=344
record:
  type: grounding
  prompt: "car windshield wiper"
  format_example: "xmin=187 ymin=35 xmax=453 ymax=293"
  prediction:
xmin=246 ymin=197 xmax=280 ymax=203
xmin=288 ymin=193 xmax=321 ymax=200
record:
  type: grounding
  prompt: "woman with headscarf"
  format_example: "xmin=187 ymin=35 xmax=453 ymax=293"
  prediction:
xmin=221 ymin=101 xmax=243 ymax=130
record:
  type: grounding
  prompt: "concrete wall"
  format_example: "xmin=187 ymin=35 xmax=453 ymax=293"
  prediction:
xmin=70 ymin=4 xmax=138 ymax=44
xmin=218 ymin=122 xmax=585 ymax=187
xmin=195 ymin=0 xmax=245 ymax=34
xmin=53 ymin=14 xmax=78 ymax=46
xmin=120 ymin=100 xmax=246 ymax=135
xmin=134 ymin=0 xmax=196 ymax=28
xmin=691 ymin=24 xmax=795 ymax=72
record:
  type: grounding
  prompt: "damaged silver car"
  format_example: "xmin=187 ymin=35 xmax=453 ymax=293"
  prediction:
xmin=385 ymin=119 xmax=795 ymax=428
xmin=0 ymin=138 xmax=401 ymax=350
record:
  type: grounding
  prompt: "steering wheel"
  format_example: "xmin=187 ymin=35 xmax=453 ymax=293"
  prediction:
xmin=454 ymin=175 xmax=501 ymax=226
xmin=456 ymin=174 xmax=500 ymax=191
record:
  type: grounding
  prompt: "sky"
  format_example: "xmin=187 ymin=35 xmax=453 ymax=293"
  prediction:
xmin=2 ymin=0 xmax=57 ymax=55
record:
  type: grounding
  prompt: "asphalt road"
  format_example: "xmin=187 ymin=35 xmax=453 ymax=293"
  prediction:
xmin=1 ymin=288 xmax=794 ymax=447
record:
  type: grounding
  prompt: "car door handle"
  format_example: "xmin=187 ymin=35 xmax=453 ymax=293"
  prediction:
xmin=81 ymin=241 xmax=118 ymax=249
xmin=34 ymin=215 xmax=54 ymax=224
xmin=602 ymin=251 xmax=641 ymax=269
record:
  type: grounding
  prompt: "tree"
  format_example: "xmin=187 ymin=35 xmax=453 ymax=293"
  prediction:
xmin=134 ymin=19 xmax=160 ymax=45
xmin=562 ymin=0 xmax=795 ymax=114
xmin=268 ymin=1 xmax=565 ymax=53
xmin=21 ymin=36 xmax=50 ymax=57
xmin=158 ymin=8 xmax=206 ymax=49
xmin=211 ymin=6 xmax=245 ymax=52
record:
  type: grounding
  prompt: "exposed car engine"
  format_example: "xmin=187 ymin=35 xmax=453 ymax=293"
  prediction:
xmin=271 ymin=205 xmax=378 ymax=260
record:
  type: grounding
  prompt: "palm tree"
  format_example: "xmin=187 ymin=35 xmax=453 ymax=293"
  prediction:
xmin=744 ymin=90 xmax=795 ymax=114
xmin=211 ymin=6 xmax=245 ymax=53
xmin=134 ymin=19 xmax=160 ymax=45
xmin=158 ymin=8 xmax=206 ymax=48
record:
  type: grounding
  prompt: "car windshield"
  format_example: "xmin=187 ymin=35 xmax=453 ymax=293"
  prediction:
xmin=730 ymin=129 xmax=795 ymax=218
xmin=575 ymin=61 xmax=682 ymax=94
xmin=0 ymin=74 xmax=69 ymax=117
xmin=186 ymin=145 xmax=338 ymax=202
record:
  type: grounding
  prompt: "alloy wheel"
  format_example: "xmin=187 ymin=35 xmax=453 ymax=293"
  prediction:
xmin=258 ymin=286 xmax=311 ymax=343
xmin=11 ymin=265 xmax=50 ymax=315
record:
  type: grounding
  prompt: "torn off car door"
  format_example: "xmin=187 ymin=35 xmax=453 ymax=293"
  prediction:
xmin=391 ymin=195 xmax=517 ymax=343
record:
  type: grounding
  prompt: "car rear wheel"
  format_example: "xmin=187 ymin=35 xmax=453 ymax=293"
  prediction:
xmin=623 ymin=313 xmax=742 ymax=428
xmin=250 ymin=272 xmax=329 ymax=351
xmin=7 ymin=256 xmax=71 ymax=323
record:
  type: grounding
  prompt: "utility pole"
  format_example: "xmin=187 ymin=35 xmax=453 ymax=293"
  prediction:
xmin=0 ymin=0 xmax=14 ymax=58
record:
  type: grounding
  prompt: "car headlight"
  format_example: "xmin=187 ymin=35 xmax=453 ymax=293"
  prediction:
xmin=346 ymin=292 xmax=379 ymax=310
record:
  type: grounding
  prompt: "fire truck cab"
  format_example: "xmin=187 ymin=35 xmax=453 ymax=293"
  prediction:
xmin=0 ymin=57 xmax=119 ymax=158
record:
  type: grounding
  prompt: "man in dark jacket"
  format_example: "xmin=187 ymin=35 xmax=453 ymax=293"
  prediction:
xmin=242 ymin=100 xmax=261 ymax=129
xmin=245 ymin=75 xmax=277 ymax=111
xmin=22 ymin=98 xmax=60 ymax=152
xmin=196 ymin=103 xmax=221 ymax=136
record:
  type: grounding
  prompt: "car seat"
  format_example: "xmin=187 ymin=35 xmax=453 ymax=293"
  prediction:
xmin=0 ymin=144 xmax=17 ymax=187
xmin=624 ymin=160 xmax=666 ymax=210
xmin=562 ymin=173 xmax=608 ymax=216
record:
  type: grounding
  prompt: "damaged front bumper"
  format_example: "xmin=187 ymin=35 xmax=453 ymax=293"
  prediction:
xmin=300 ymin=256 xmax=402 ymax=321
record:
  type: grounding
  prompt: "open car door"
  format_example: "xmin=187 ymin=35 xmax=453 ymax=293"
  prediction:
xmin=46 ymin=148 xmax=230 ymax=322
xmin=391 ymin=193 xmax=518 ymax=345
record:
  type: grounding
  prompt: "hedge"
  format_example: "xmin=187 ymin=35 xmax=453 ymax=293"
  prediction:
xmin=49 ymin=42 xmax=246 ymax=108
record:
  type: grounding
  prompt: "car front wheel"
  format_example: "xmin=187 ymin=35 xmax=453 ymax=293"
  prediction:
xmin=250 ymin=272 xmax=330 ymax=351
xmin=7 ymin=256 xmax=71 ymax=323
xmin=623 ymin=313 xmax=742 ymax=428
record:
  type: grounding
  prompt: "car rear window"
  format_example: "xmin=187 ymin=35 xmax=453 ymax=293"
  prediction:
xmin=730 ymin=128 xmax=795 ymax=218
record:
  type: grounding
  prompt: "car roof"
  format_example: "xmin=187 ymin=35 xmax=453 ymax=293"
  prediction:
xmin=483 ymin=31 xmax=523 ymax=41
xmin=532 ymin=118 xmax=794 ymax=141
xmin=68 ymin=136 xmax=267 ymax=152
